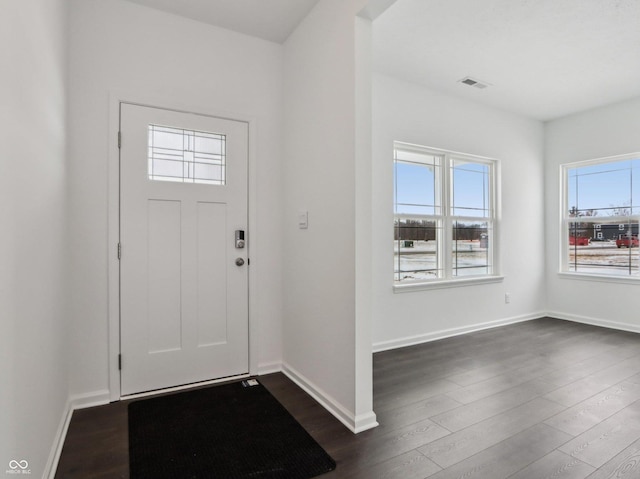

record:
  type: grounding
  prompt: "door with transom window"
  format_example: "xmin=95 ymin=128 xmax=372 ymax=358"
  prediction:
xmin=119 ymin=103 xmax=249 ymax=396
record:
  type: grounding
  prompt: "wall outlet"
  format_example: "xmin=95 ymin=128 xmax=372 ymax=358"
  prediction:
xmin=505 ymin=293 xmax=511 ymax=304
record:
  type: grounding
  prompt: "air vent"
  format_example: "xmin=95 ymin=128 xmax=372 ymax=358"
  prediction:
xmin=459 ymin=76 xmax=490 ymax=89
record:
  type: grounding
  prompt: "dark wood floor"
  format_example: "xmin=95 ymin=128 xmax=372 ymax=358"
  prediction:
xmin=55 ymin=317 xmax=640 ymax=478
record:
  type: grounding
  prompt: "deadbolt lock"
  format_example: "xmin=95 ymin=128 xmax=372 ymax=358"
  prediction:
xmin=235 ymin=230 xmax=245 ymax=249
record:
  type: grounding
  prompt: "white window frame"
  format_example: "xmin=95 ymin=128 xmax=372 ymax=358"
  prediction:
xmin=560 ymin=152 xmax=640 ymax=283
xmin=393 ymin=142 xmax=502 ymax=291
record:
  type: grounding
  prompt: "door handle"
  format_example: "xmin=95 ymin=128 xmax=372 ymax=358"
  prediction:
xmin=235 ymin=258 xmax=245 ymax=266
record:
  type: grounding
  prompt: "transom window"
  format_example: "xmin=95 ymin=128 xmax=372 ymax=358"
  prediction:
xmin=148 ymin=124 xmax=226 ymax=185
xmin=394 ymin=143 xmax=499 ymax=285
xmin=562 ymin=154 xmax=640 ymax=278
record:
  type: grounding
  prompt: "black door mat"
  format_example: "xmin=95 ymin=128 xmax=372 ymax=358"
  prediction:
xmin=128 ymin=380 xmax=336 ymax=478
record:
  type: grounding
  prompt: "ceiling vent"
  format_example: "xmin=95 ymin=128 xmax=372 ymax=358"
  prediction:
xmin=459 ymin=76 xmax=490 ymax=89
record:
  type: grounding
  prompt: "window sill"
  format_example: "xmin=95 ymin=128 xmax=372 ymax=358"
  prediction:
xmin=393 ymin=275 xmax=504 ymax=293
xmin=557 ymin=272 xmax=640 ymax=285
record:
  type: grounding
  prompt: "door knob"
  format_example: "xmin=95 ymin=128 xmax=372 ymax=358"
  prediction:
xmin=235 ymin=258 xmax=245 ymax=266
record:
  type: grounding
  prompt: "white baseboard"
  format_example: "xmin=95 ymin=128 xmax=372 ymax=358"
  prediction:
xmin=45 ymin=390 xmax=111 ymax=479
xmin=43 ymin=398 xmax=73 ymax=479
xmin=547 ymin=311 xmax=640 ymax=335
xmin=282 ymin=362 xmax=378 ymax=434
xmin=257 ymin=361 xmax=282 ymax=376
xmin=352 ymin=410 xmax=379 ymax=433
xmin=372 ymin=312 xmax=544 ymax=353
xmin=69 ymin=389 xmax=111 ymax=410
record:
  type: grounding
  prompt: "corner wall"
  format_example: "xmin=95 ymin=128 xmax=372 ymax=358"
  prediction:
xmin=0 ymin=1 xmax=70 ymax=476
xmin=282 ymin=0 xmax=377 ymax=432
xmin=545 ymin=96 xmax=640 ymax=330
xmin=372 ymin=74 xmax=546 ymax=350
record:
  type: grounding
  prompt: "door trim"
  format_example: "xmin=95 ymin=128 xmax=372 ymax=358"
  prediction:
xmin=107 ymin=92 xmax=259 ymax=401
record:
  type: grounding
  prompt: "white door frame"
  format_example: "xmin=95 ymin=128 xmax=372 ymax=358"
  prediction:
xmin=107 ymin=92 xmax=259 ymax=401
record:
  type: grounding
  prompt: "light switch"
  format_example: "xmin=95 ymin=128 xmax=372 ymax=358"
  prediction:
xmin=298 ymin=211 xmax=308 ymax=229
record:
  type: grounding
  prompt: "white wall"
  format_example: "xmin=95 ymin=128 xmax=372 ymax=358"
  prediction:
xmin=67 ymin=0 xmax=284 ymax=398
xmin=282 ymin=0 xmax=377 ymax=432
xmin=372 ymin=74 xmax=546 ymax=349
xmin=0 ymin=0 xmax=69 ymax=476
xmin=545 ymin=97 xmax=640 ymax=329
xmin=354 ymin=15 xmax=376 ymax=428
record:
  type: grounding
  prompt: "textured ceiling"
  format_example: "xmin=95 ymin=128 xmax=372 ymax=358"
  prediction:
xmin=373 ymin=0 xmax=640 ymax=120
xmin=124 ymin=0 xmax=321 ymax=43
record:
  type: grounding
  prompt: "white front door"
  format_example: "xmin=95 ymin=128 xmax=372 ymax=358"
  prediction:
xmin=120 ymin=103 xmax=249 ymax=396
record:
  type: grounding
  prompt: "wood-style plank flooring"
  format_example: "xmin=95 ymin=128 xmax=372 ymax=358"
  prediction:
xmin=55 ymin=318 xmax=640 ymax=478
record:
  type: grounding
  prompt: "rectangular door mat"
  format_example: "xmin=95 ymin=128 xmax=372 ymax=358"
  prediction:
xmin=128 ymin=380 xmax=336 ymax=478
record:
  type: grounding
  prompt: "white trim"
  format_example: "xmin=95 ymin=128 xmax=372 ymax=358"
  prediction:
xmin=45 ymin=391 xmax=111 ymax=478
xmin=557 ymin=272 xmax=640 ymax=285
xmin=282 ymin=363 xmax=379 ymax=434
xmin=69 ymin=390 xmax=111 ymax=410
xmin=121 ymin=374 xmax=250 ymax=401
xmin=108 ymin=91 xmax=260 ymax=400
xmin=44 ymin=399 xmax=72 ymax=479
xmin=393 ymin=275 xmax=504 ymax=292
xmin=393 ymin=142 xmax=501 ymax=284
xmin=257 ymin=361 xmax=283 ymax=375
xmin=107 ymin=95 xmax=120 ymax=401
xmin=559 ymin=153 xmax=640 ymax=279
xmin=352 ymin=411 xmax=379 ymax=434
xmin=372 ymin=312 xmax=541 ymax=353
xmin=393 ymin=141 xmax=499 ymax=164
xmin=246 ymin=117 xmax=260 ymax=377
xmin=547 ymin=311 xmax=640 ymax=335
xmin=563 ymin=151 xmax=640 ymax=169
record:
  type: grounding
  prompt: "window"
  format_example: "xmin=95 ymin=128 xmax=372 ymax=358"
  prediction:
xmin=394 ymin=143 xmax=499 ymax=286
xmin=148 ymin=125 xmax=226 ymax=185
xmin=562 ymin=154 xmax=640 ymax=278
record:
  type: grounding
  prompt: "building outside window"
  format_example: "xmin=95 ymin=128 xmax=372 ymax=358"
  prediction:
xmin=562 ymin=154 xmax=640 ymax=278
xmin=394 ymin=142 xmax=499 ymax=286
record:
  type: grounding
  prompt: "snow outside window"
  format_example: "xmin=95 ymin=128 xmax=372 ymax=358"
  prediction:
xmin=394 ymin=143 xmax=498 ymax=285
xmin=562 ymin=154 xmax=640 ymax=278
